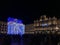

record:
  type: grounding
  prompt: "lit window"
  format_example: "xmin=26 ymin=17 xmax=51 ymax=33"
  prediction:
xmin=55 ymin=27 xmax=59 ymax=30
xmin=41 ymin=24 xmax=48 ymax=26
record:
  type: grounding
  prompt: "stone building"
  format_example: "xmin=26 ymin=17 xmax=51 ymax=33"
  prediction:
xmin=25 ymin=24 xmax=34 ymax=34
xmin=1 ymin=15 xmax=60 ymax=34
xmin=0 ymin=21 xmax=7 ymax=34
xmin=26 ymin=15 xmax=60 ymax=34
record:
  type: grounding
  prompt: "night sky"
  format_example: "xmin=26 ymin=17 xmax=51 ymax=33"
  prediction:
xmin=0 ymin=0 xmax=59 ymax=24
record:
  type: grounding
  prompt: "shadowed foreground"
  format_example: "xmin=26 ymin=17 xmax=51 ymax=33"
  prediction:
xmin=0 ymin=34 xmax=60 ymax=45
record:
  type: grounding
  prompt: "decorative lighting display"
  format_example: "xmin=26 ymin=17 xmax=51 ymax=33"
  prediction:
xmin=7 ymin=17 xmax=25 ymax=35
xmin=41 ymin=24 xmax=48 ymax=26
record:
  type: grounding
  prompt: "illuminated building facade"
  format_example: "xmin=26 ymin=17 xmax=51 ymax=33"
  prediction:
xmin=1 ymin=15 xmax=60 ymax=34
xmin=7 ymin=17 xmax=25 ymax=35
xmin=25 ymin=24 xmax=34 ymax=34
xmin=0 ymin=21 xmax=7 ymax=34
xmin=34 ymin=15 xmax=60 ymax=34
xmin=25 ymin=15 xmax=60 ymax=34
xmin=0 ymin=17 xmax=25 ymax=35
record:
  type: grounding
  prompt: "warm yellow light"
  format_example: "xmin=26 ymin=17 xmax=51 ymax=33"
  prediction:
xmin=55 ymin=27 xmax=59 ymax=29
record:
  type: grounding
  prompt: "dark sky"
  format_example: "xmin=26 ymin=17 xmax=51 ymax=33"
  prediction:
xmin=0 ymin=0 xmax=59 ymax=24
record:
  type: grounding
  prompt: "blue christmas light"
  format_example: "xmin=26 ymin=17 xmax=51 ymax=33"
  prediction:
xmin=7 ymin=17 xmax=25 ymax=35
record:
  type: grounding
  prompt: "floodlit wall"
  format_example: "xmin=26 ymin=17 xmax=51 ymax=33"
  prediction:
xmin=7 ymin=17 xmax=25 ymax=35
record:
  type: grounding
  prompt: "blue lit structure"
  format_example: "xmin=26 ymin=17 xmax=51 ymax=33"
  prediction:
xmin=7 ymin=17 xmax=25 ymax=35
xmin=41 ymin=24 xmax=48 ymax=26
